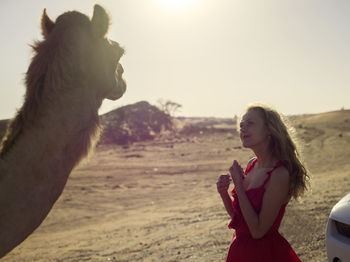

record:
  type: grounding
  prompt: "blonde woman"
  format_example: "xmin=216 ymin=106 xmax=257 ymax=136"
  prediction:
xmin=217 ymin=104 xmax=308 ymax=262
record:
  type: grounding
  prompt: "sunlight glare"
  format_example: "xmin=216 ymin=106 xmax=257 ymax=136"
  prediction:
xmin=154 ymin=0 xmax=200 ymax=11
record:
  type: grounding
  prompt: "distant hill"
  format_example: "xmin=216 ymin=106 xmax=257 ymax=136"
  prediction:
xmin=1 ymin=106 xmax=349 ymax=146
xmin=288 ymin=109 xmax=350 ymax=171
xmin=290 ymin=109 xmax=350 ymax=131
xmin=0 ymin=102 xmax=174 ymax=146
xmin=177 ymin=116 xmax=237 ymax=134
xmin=290 ymin=109 xmax=350 ymax=141
xmin=99 ymin=101 xmax=174 ymax=145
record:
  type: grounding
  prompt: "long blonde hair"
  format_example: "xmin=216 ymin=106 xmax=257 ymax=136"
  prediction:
xmin=246 ymin=104 xmax=309 ymax=199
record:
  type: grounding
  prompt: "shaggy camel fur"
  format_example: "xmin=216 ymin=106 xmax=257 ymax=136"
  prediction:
xmin=0 ymin=5 xmax=126 ymax=257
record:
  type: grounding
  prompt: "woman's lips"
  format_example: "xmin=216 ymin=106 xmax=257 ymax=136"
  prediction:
xmin=241 ymin=134 xmax=250 ymax=140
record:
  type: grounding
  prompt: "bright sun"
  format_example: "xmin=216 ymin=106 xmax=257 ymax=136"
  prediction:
xmin=154 ymin=0 xmax=200 ymax=10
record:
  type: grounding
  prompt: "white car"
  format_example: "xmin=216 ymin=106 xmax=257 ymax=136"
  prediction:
xmin=326 ymin=192 xmax=350 ymax=262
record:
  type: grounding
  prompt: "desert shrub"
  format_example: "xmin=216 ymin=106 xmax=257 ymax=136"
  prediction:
xmin=157 ymin=99 xmax=182 ymax=117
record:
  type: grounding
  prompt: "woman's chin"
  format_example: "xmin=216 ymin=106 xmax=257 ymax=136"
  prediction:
xmin=242 ymin=140 xmax=257 ymax=148
xmin=242 ymin=142 xmax=250 ymax=148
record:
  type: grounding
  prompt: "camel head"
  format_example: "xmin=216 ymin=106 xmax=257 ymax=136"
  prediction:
xmin=40 ymin=5 xmax=126 ymax=101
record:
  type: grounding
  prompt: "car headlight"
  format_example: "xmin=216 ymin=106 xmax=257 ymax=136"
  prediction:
xmin=335 ymin=220 xmax=350 ymax=238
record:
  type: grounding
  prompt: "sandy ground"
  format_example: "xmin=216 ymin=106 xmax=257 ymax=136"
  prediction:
xmin=2 ymin=112 xmax=350 ymax=261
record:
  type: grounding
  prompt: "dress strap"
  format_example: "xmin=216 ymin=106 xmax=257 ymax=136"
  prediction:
xmin=244 ymin=158 xmax=258 ymax=176
xmin=262 ymin=160 xmax=284 ymax=186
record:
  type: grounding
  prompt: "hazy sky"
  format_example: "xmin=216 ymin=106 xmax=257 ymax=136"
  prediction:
xmin=0 ymin=0 xmax=349 ymax=119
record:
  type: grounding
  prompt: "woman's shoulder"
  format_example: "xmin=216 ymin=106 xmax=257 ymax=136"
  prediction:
xmin=266 ymin=164 xmax=290 ymax=202
xmin=269 ymin=164 xmax=290 ymax=184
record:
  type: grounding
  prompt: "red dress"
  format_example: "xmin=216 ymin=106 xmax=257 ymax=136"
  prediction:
xmin=226 ymin=159 xmax=301 ymax=262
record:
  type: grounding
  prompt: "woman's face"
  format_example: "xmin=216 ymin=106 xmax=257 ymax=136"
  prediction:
xmin=239 ymin=109 xmax=270 ymax=148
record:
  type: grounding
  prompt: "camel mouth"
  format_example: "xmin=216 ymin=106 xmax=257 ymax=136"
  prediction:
xmin=105 ymin=62 xmax=126 ymax=100
xmin=106 ymin=78 xmax=126 ymax=101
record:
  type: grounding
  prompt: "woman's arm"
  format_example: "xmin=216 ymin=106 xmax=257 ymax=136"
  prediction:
xmin=219 ymin=191 xmax=234 ymax=218
xmin=230 ymin=161 xmax=290 ymax=239
xmin=217 ymin=174 xmax=234 ymax=218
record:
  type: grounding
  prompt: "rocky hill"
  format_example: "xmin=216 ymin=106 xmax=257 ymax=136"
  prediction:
xmin=0 ymin=101 xmax=174 ymax=146
xmin=99 ymin=101 xmax=174 ymax=145
xmin=1 ymin=106 xmax=348 ymax=148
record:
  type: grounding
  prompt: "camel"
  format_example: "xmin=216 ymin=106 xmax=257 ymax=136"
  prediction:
xmin=0 ymin=5 xmax=126 ymax=257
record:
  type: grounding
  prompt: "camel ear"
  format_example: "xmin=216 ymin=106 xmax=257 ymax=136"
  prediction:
xmin=91 ymin=4 xmax=110 ymax=38
xmin=41 ymin=9 xmax=55 ymax=39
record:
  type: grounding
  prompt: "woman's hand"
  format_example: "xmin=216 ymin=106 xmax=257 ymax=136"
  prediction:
xmin=229 ymin=160 xmax=244 ymax=188
xmin=216 ymin=174 xmax=231 ymax=195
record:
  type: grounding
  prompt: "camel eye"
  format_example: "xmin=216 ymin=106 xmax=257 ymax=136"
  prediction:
xmin=107 ymin=39 xmax=124 ymax=61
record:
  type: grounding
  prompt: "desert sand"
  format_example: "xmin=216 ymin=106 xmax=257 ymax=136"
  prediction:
xmin=2 ymin=109 xmax=350 ymax=261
